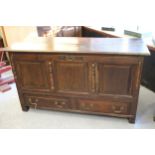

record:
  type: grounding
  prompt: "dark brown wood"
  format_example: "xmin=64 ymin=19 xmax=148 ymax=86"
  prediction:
xmin=78 ymin=99 xmax=130 ymax=115
xmin=14 ymin=60 xmax=53 ymax=92
xmin=82 ymin=26 xmax=120 ymax=38
xmin=54 ymin=60 xmax=89 ymax=94
xmin=0 ymin=37 xmax=4 ymax=48
xmin=7 ymin=37 xmax=149 ymax=123
xmin=147 ymin=45 xmax=155 ymax=52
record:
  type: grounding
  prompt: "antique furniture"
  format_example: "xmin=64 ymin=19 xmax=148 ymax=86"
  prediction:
xmin=81 ymin=26 xmax=155 ymax=121
xmin=4 ymin=37 xmax=149 ymax=123
xmin=82 ymin=26 xmax=119 ymax=38
xmin=37 ymin=26 xmax=81 ymax=37
xmin=81 ymin=27 xmax=155 ymax=92
xmin=56 ymin=26 xmax=81 ymax=37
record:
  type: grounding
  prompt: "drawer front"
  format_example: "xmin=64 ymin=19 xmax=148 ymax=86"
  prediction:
xmin=78 ymin=99 xmax=130 ymax=115
xmin=24 ymin=95 xmax=70 ymax=110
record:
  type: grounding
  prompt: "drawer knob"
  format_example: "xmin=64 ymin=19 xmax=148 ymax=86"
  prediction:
xmin=81 ymin=103 xmax=93 ymax=110
xmin=54 ymin=101 xmax=65 ymax=108
xmin=54 ymin=101 xmax=58 ymax=105
xmin=28 ymin=98 xmax=38 ymax=109
xmin=112 ymin=105 xmax=124 ymax=114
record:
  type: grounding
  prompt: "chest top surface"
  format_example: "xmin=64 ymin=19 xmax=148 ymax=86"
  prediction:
xmin=1 ymin=37 xmax=150 ymax=56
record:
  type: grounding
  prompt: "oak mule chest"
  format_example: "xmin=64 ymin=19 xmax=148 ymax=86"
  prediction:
xmin=6 ymin=37 xmax=149 ymax=123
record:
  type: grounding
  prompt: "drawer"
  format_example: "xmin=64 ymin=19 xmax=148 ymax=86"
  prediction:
xmin=12 ymin=53 xmax=39 ymax=61
xmin=24 ymin=95 xmax=70 ymax=110
xmin=78 ymin=99 xmax=130 ymax=115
